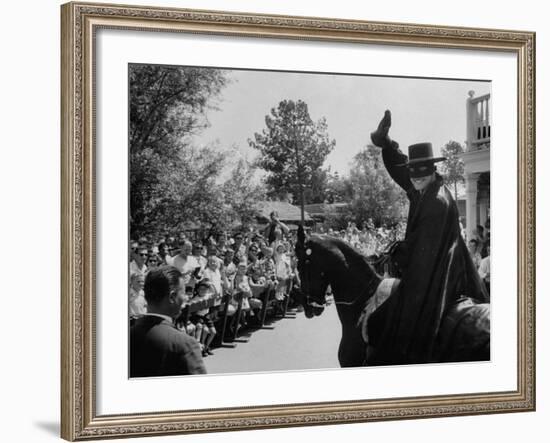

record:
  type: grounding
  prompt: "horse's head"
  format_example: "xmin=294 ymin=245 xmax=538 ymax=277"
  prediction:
xmin=295 ymin=225 xmax=330 ymax=318
xmin=296 ymin=225 xmax=385 ymax=320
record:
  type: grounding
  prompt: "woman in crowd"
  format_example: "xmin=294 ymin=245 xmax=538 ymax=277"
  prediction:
xmin=247 ymin=243 xmax=260 ymax=265
xmin=157 ymin=242 xmax=170 ymax=265
xmin=230 ymin=232 xmax=247 ymax=264
xmin=146 ymin=248 xmax=161 ymax=269
xmin=129 ymin=272 xmax=147 ymax=318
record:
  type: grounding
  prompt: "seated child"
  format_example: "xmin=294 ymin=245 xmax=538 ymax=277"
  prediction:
xmin=274 ymin=242 xmax=292 ymax=302
xmin=260 ymin=246 xmax=284 ymax=315
xmin=233 ymin=261 xmax=261 ymax=327
xmin=189 ymin=278 xmax=217 ymax=357
xmin=234 ymin=261 xmax=251 ymax=310
xmin=174 ymin=312 xmax=196 ymax=337
xmin=247 ymin=265 xmax=266 ymax=316
xmin=202 ymin=255 xmax=224 ymax=309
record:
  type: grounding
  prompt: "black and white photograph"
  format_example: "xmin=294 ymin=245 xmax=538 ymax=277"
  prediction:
xmin=2 ymin=0 xmax=546 ymax=441
xmin=128 ymin=64 xmax=492 ymax=377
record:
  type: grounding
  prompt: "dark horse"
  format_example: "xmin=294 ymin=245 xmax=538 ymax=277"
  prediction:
xmin=295 ymin=226 xmax=490 ymax=367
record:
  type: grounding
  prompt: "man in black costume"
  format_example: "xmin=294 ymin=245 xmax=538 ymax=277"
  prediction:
xmin=368 ymin=110 xmax=488 ymax=365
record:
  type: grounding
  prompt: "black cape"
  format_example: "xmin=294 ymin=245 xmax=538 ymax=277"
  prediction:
xmin=370 ymin=142 xmax=488 ymax=365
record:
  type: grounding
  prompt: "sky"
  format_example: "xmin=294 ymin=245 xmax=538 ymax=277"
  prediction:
xmin=192 ymin=68 xmax=490 ymax=176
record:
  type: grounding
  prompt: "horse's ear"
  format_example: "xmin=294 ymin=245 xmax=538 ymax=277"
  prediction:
xmin=297 ymin=224 xmax=306 ymax=247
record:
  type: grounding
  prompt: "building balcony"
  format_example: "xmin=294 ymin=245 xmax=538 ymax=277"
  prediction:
xmin=466 ymin=91 xmax=491 ymax=152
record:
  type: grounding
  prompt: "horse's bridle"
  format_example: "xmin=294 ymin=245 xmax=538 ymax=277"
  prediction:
xmin=299 ymin=247 xmax=329 ymax=309
xmin=300 ymin=246 xmax=381 ymax=309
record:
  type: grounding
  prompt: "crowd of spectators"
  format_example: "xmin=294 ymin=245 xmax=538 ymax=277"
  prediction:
xmin=318 ymin=219 xmax=407 ymax=258
xmin=467 ymin=218 xmax=491 ymax=296
xmin=129 ymin=212 xmax=302 ymax=361
xmin=129 ymin=212 xmax=490 ymax=376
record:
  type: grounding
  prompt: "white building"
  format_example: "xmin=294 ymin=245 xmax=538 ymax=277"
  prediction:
xmin=461 ymin=90 xmax=491 ymax=240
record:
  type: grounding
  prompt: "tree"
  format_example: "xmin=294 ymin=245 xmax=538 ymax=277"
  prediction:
xmin=129 ymin=65 xmax=228 ymax=236
xmin=130 ymin=65 xmax=227 ymax=155
xmin=303 ymin=168 xmax=330 ymax=204
xmin=221 ymin=158 xmax=267 ymax=229
xmin=345 ymin=145 xmax=408 ymax=227
xmin=440 ymin=140 xmax=465 ymax=200
xmin=325 ymin=170 xmax=354 ymax=204
xmin=249 ymin=99 xmax=336 ymax=219
xmin=132 ymin=144 xmax=229 ymax=237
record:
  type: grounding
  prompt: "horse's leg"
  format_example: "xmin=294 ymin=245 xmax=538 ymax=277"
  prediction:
xmin=338 ymin=324 xmax=366 ymax=367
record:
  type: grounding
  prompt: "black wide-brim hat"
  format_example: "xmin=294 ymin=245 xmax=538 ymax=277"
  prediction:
xmin=397 ymin=142 xmax=446 ymax=166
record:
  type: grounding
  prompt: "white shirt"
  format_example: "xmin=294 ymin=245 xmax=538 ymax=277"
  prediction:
xmin=203 ymin=267 xmax=223 ymax=296
xmin=274 ymin=254 xmax=291 ymax=279
xmin=129 ymin=288 xmax=147 ymax=316
xmin=129 ymin=260 xmax=147 ymax=277
xmin=478 ymin=256 xmax=490 ymax=281
xmin=193 ymin=255 xmax=208 ymax=272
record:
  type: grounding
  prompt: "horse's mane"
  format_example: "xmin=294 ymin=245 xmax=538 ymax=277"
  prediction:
xmin=309 ymin=235 xmax=380 ymax=280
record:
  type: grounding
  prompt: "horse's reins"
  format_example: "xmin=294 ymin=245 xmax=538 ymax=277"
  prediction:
xmin=333 ymin=276 xmax=381 ymax=307
xmin=301 ymin=246 xmax=381 ymax=309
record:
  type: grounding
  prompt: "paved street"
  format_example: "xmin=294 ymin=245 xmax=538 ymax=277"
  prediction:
xmin=204 ymin=304 xmax=342 ymax=374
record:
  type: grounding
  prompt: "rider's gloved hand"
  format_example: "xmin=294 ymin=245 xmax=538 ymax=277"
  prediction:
xmin=370 ymin=110 xmax=399 ymax=150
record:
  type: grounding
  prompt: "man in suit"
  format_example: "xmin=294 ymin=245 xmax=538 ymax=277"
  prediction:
xmin=130 ymin=265 xmax=206 ymax=377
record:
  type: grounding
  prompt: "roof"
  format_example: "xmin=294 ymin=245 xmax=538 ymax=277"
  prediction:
xmin=256 ymin=200 xmax=312 ymax=222
xmin=304 ymin=202 xmax=349 ymax=216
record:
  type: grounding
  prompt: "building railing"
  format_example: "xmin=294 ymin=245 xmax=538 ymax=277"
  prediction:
xmin=466 ymin=92 xmax=491 ymax=151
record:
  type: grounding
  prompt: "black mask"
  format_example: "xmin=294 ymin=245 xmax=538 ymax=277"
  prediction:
xmin=408 ymin=162 xmax=435 ymax=178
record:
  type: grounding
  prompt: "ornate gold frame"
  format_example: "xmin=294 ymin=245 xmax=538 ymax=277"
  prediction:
xmin=61 ymin=1 xmax=536 ymax=440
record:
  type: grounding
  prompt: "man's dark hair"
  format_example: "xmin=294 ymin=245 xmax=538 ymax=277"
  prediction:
xmin=143 ymin=265 xmax=182 ymax=305
xmin=469 ymin=239 xmax=479 ymax=246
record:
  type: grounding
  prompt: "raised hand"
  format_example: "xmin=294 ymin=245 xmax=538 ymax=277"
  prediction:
xmin=370 ymin=110 xmax=392 ymax=148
